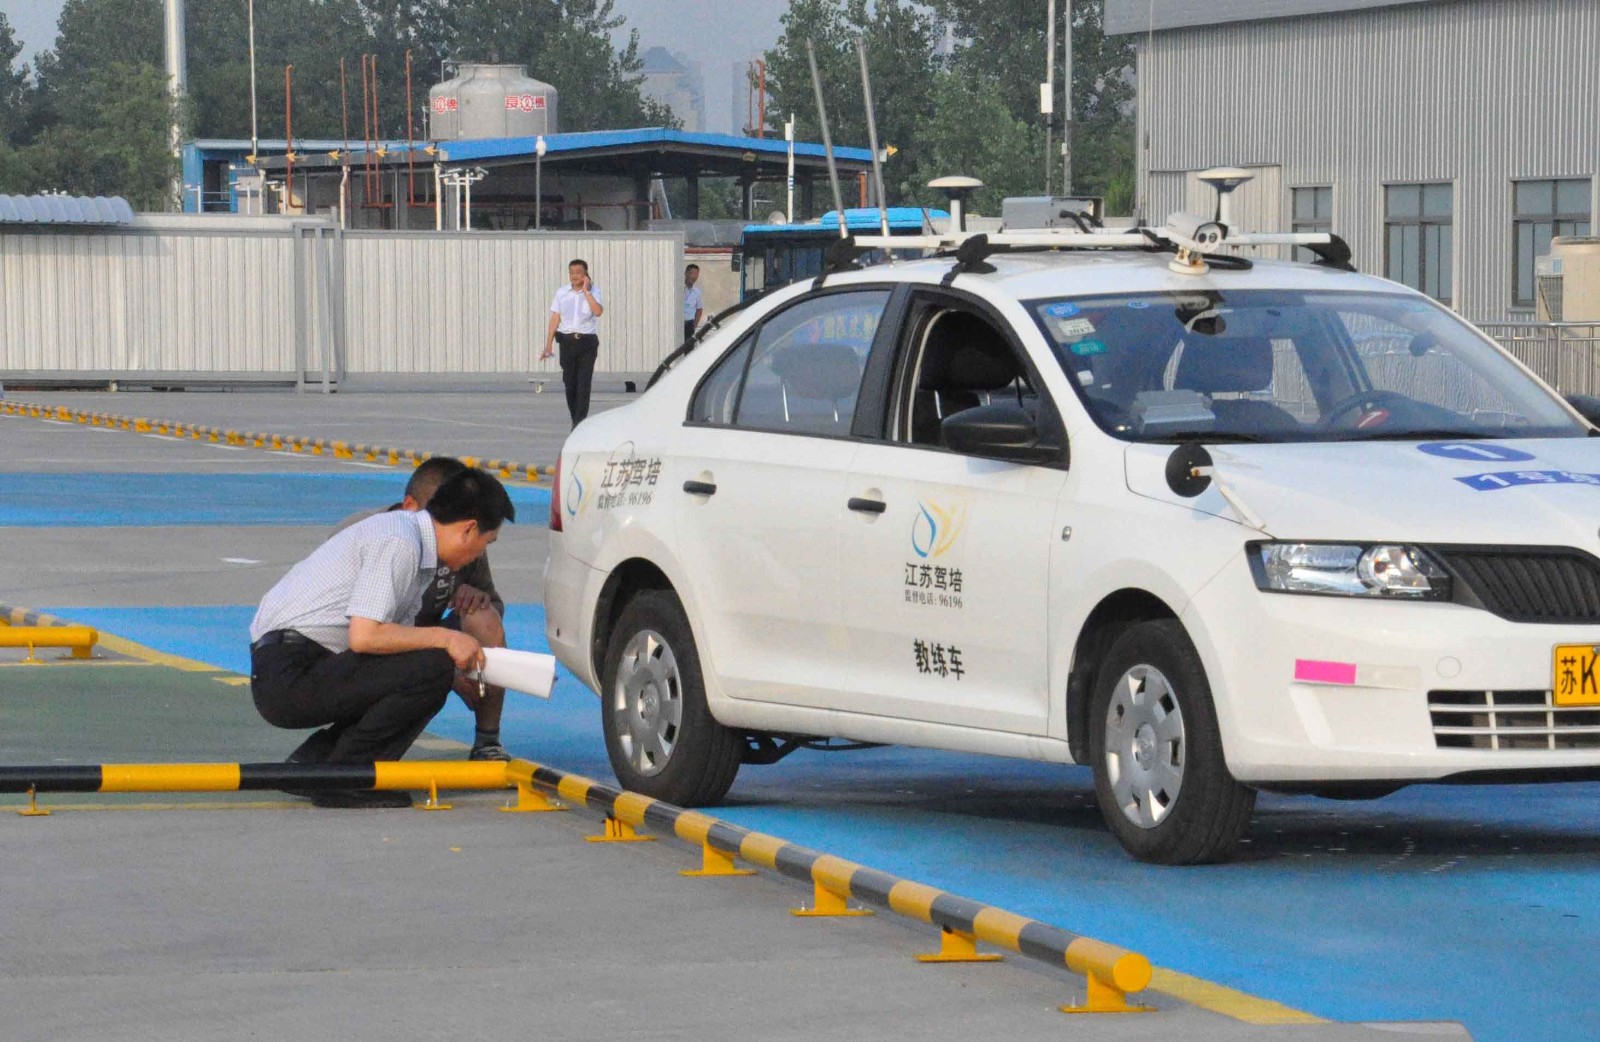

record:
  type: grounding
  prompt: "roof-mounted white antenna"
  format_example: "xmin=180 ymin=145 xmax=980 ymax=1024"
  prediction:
xmin=928 ymin=176 xmax=982 ymax=232
xmin=853 ymin=36 xmax=891 ymax=238
xmin=1196 ymin=166 xmax=1255 ymax=230
xmin=805 ymin=39 xmax=850 ymax=240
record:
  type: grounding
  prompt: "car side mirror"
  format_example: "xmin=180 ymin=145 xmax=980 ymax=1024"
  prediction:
xmin=1567 ymin=394 xmax=1600 ymax=428
xmin=941 ymin=401 xmax=1063 ymax=465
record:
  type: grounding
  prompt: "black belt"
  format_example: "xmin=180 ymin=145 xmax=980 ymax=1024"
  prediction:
xmin=251 ymin=629 xmax=317 ymax=652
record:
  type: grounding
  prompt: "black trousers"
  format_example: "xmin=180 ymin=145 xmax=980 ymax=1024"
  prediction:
xmin=557 ymin=332 xmax=599 ymax=425
xmin=250 ymin=639 xmax=453 ymax=764
xmin=683 ymin=319 xmax=696 ymax=343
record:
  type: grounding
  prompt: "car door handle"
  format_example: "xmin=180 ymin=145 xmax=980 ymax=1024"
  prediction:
xmin=847 ymin=497 xmax=887 ymax=514
xmin=683 ymin=480 xmax=717 ymax=496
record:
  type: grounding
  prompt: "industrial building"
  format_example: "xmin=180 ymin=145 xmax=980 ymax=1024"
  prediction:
xmin=184 ymin=62 xmax=874 ymax=236
xmin=1108 ymin=0 xmax=1598 ymax=322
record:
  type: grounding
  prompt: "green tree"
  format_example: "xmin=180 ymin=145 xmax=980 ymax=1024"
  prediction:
xmin=25 ymin=61 xmax=182 ymax=208
xmin=764 ymin=0 xmax=942 ymax=205
xmin=0 ymin=13 xmax=32 ymax=147
xmin=930 ymin=0 xmax=1135 ymax=206
xmin=905 ymin=75 xmax=1043 ymax=216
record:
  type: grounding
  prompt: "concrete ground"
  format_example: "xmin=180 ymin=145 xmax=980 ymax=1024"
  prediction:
xmin=0 ymin=391 xmax=1476 ymax=1041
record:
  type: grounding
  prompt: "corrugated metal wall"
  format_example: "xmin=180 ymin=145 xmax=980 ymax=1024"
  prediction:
xmin=341 ymin=231 xmax=679 ymax=379
xmin=0 ymin=216 xmax=301 ymax=376
xmin=1133 ymin=0 xmax=1600 ymax=321
xmin=0 ymin=216 xmax=682 ymax=384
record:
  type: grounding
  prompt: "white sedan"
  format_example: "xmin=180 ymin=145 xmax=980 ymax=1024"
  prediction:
xmin=543 ymin=233 xmax=1600 ymax=863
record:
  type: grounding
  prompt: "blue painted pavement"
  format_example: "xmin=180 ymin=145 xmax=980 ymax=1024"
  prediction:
xmin=0 ymin=473 xmax=550 ymax=527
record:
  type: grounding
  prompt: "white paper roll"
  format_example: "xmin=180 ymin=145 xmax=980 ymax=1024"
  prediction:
xmin=474 ymin=647 xmax=556 ymax=698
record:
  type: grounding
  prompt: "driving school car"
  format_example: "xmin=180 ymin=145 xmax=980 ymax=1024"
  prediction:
xmin=542 ymin=215 xmax=1600 ymax=864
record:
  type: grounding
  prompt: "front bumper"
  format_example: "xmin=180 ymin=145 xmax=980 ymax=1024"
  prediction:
xmin=1184 ymin=558 xmax=1600 ymax=783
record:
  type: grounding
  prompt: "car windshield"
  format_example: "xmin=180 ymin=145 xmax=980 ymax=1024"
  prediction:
xmin=1026 ymin=289 xmax=1585 ymax=443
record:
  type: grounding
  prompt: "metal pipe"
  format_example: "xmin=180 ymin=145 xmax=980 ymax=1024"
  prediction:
xmin=405 ymin=49 xmax=416 ymax=209
xmin=1062 ymin=0 xmax=1074 ymax=195
xmin=283 ymin=65 xmax=294 ymax=207
xmin=804 ymin=39 xmax=848 ymax=240
xmin=246 ymin=0 xmax=258 ymax=172
xmin=785 ymin=116 xmax=795 ymax=223
xmin=434 ymin=162 xmax=443 ymax=230
xmin=854 ymin=38 xmax=891 ymax=237
xmin=164 ymin=0 xmax=187 ymax=207
xmin=1045 ymin=0 xmax=1056 ymax=197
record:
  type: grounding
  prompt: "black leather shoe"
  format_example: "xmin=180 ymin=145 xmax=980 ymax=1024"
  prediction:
xmin=310 ymin=790 xmax=413 ymax=809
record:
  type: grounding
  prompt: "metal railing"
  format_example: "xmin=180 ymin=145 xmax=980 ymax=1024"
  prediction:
xmin=1479 ymin=322 xmax=1600 ymax=397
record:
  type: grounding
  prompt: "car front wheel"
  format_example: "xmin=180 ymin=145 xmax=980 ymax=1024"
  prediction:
xmin=600 ymin=589 xmax=742 ymax=806
xmin=1089 ymin=620 xmax=1255 ymax=865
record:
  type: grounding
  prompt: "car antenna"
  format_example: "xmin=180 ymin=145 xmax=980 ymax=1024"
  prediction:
xmin=805 ymin=39 xmax=864 ymax=290
xmin=853 ymin=36 xmax=892 ymax=240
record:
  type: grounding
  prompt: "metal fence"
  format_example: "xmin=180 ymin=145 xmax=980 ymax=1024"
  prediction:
xmin=0 ymin=215 xmax=682 ymax=389
xmin=1480 ymin=323 xmax=1600 ymax=397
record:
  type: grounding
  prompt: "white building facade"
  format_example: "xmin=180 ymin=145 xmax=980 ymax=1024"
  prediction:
xmin=1108 ymin=0 xmax=1598 ymax=321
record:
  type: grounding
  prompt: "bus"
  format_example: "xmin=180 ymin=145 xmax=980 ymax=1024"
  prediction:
xmin=735 ymin=207 xmax=949 ymax=301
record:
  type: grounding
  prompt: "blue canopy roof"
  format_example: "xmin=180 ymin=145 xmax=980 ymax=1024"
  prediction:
xmin=0 ymin=194 xmax=136 ymax=226
xmin=439 ymin=127 xmax=875 ymax=166
xmin=741 ymin=207 xmax=949 ymax=235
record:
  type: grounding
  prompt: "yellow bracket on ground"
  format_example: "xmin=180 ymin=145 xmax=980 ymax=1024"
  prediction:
xmin=587 ymin=815 xmax=654 ymax=843
xmin=916 ymin=927 xmax=1003 ymax=963
xmin=419 ymin=779 xmax=452 ymax=811
xmin=18 ymin=786 xmax=51 ymax=817
xmin=792 ymin=880 xmax=872 ymax=918
xmin=681 ymin=843 xmax=756 ymax=878
xmin=1060 ymin=937 xmax=1155 ymax=1014
xmin=501 ymin=781 xmax=566 ymax=813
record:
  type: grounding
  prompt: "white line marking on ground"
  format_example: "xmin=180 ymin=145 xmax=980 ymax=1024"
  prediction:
xmin=221 ymin=558 xmax=263 ymax=565
xmin=344 ymin=461 xmax=394 ymax=470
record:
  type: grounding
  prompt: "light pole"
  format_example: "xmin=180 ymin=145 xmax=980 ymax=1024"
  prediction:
xmin=535 ymin=134 xmax=547 ymax=230
xmin=247 ymin=0 xmax=259 ymax=175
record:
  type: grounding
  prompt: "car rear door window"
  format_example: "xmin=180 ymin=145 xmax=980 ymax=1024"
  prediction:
xmin=733 ymin=290 xmax=890 ymax=436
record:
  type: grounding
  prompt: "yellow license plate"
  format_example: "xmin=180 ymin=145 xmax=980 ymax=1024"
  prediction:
xmin=1553 ymin=644 xmax=1600 ymax=706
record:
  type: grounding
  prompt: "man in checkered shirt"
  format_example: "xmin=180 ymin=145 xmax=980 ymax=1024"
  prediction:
xmin=249 ymin=467 xmax=515 ymax=808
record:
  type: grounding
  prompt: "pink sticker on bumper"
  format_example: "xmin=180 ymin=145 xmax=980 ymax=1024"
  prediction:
xmin=1294 ymin=659 xmax=1358 ymax=685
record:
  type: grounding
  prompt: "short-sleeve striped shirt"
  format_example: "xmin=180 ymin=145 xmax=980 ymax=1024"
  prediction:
xmin=250 ymin=510 xmax=439 ymax=653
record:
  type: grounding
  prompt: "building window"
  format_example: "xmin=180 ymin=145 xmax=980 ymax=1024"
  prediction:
xmin=1291 ymin=186 xmax=1332 ymax=262
xmin=1385 ymin=183 xmax=1453 ymax=305
xmin=1513 ymin=178 xmax=1592 ymax=308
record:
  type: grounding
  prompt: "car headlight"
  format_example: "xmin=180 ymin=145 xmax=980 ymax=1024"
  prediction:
xmin=1248 ymin=542 xmax=1450 ymax=600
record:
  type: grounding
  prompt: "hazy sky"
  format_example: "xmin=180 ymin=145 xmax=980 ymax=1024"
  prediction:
xmin=1 ymin=0 xmax=792 ymax=131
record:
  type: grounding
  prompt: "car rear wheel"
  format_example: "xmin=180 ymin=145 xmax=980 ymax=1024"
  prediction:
xmin=601 ymin=589 xmax=742 ymax=806
xmin=1089 ymin=620 xmax=1255 ymax=864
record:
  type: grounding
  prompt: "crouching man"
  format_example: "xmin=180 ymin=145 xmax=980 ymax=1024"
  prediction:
xmin=249 ymin=466 xmax=516 ymax=808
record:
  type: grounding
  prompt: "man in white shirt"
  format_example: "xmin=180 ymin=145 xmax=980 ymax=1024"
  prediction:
xmin=249 ymin=467 xmax=515 ymax=808
xmin=683 ymin=263 xmax=704 ymax=343
xmin=541 ymin=258 xmax=605 ymax=425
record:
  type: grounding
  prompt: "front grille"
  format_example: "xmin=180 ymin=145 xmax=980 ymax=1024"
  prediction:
xmin=1430 ymin=547 xmax=1600 ymax=624
xmin=1430 ymin=689 xmax=1600 ymax=750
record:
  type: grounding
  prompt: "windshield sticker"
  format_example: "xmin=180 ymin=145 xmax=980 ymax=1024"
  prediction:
xmin=1125 ymin=300 xmax=1151 ymax=310
xmin=1056 ymin=317 xmax=1096 ymax=338
xmin=1070 ymin=339 xmax=1108 ymax=357
xmin=1457 ymin=470 xmax=1600 ymax=491
xmin=1044 ymin=302 xmax=1081 ymax=318
xmin=1419 ymin=442 xmax=1536 ymax=463
xmin=913 ymin=638 xmax=965 ymax=680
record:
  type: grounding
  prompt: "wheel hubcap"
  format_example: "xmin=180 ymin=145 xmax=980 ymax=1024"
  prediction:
xmin=611 ymin=628 xmax=683 ymax=777
xmin=1103 ymin=664 xmax=1187 ymax=830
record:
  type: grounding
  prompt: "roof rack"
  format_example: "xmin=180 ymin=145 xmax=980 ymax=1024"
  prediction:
xmin=853 ymin=214 xmax=1357 ymax=277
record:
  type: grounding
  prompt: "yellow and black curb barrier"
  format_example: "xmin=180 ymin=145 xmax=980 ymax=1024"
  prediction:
xmin=5 ymin=754 xmax=1153 ymax=1014
xmin=0 ymin=604 xmax=99 ymax=663
xmin=0 ymin=400 xmax=553 ymax=484
xmin=508 ymin=759 xmax=1155 ymax=1014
